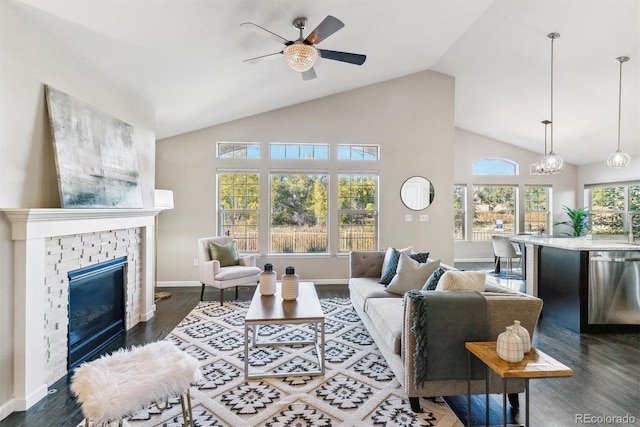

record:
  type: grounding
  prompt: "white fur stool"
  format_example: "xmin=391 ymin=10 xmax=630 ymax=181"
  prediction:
xmin=71 ymin=341 xmax=201 ymax=427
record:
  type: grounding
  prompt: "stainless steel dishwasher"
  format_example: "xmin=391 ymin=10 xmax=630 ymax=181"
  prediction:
xmin=589 ymin=251 xmax=640 ymax=325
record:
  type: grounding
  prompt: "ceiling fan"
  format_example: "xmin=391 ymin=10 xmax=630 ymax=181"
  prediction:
xmin=241 ymin=15 xmax=366 ymax=80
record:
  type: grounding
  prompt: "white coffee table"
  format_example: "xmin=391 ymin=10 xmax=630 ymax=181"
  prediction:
xmin=243 ymin=281 xmax=325 ymax=379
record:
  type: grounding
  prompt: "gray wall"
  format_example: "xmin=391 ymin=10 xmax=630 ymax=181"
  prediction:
xmin=0 ymin=1 xmax=156 ymax=418
xmin=156 ymin=70 xmax=456 ymax=285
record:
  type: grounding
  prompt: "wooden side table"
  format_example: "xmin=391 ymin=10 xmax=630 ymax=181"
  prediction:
xmin=465 ymin=342 xmax=573 ymax=427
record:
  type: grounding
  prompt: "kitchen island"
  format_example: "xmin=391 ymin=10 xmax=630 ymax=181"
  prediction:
xmin=510 ymin=235 xmax=640 ymax=333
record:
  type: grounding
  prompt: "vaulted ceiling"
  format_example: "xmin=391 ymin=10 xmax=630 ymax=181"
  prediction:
xmin=14 ymin=0 xmax=639 ymax=165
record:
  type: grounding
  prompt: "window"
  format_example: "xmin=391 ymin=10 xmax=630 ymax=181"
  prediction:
xmin=217 ymin=172 xmax=259 ymax=251
xmin=217 ymin=142 xmax=260 ymax=158
xmin=472 ymin=185 xmax=516 ymax=240
xmin=270 ymin=172 xmax=328 ymax=253
xmin=338 ymin=145 xmax=379 ymax=160
xmin=472 ymin=159 xmax=518 ymax=175
xmin=270 ymin=143 xmax=329 ymax=159
xmin=524 ymin=186 xmax=551 ymax=234
xmin=589 ymin=184 xmax=639 ymax=237
xmin=338 ymin=173 xmax=378 ymax=251
xmin=453 ymin=185 xmax=466 ymax=240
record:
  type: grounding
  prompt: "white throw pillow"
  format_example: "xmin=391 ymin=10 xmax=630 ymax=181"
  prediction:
xmin=435 ymin=270 xmax=486 ymax=292
xmin=380 ymin=246 xmax=413 ymax=277
xmin=385 ymin=253 xmax=440 ymax=296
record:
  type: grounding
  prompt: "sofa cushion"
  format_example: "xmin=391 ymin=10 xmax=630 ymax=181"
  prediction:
xmin=380 ymin=246 xmax=412 ymax=280
xmin=435 ymin=270 xmax=486 ymax=291
xmin=380 ymin=246 xmax=413 ymax=285
xmin=365 ymin=298 xmax=404 ymax=355
xmin=422 ymin=266 xmax=446 ymax=291
xmin=349 ymin=277 xmax=399 ymax=313
xmin=386 ymin=254 xmax=440 ymax=295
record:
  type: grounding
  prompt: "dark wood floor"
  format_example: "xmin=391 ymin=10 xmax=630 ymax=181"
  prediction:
xmin=2 ymin=283 xmax=638 ymax=427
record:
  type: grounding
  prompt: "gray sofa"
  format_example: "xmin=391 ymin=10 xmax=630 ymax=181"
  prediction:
xmin=349 ymin=250 xmax=543 ymax=412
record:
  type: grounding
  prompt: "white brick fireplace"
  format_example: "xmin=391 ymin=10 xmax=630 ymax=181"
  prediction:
xmin=2 ymin=208 xmax=158 ymax=411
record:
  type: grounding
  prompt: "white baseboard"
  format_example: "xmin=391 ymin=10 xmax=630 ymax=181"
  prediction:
xmin=0 ymin=399 xmax=14 ymax=423
xmin=156 ymin=279 xmax=349 ymax=288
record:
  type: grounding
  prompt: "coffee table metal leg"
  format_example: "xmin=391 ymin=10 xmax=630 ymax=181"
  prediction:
xmin=485 ymin=365 xmax=489 ymax=427
xmin=466 ymin=351 xmax=472 ymax=427
xmin=525 ymin=379 xmax=529 ymax=427
xmin=502 ymin=378 xmax=507 ymax=427
xmin=244 ymin=323 xmax=249 ymax=379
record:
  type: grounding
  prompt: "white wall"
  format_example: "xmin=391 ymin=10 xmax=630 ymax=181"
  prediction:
xmin=156 ymin=70 xmax=455 ymax=285
xmin=453 ymin=128 xmax=577 ymax=261
xmin=0 ymin=1 xmax=156 ymax=419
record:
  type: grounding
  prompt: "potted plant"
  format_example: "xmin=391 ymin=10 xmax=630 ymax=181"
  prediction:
xmin=554 ymin=205 xmax=591 ymax=236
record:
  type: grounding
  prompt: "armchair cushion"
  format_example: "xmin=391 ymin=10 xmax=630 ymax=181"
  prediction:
xmin=215 ymin=265 xmax=261 ymax=281
xmin=208 ymin=241 xmax=239 ymax=267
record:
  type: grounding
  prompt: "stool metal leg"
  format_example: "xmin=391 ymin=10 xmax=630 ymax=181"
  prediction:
xmin=180 ymin=390 xmax=195 ymax=427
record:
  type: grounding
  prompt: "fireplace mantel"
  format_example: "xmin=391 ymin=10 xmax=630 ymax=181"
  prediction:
xmin=2 ymin=208 xmax=158 ymax=411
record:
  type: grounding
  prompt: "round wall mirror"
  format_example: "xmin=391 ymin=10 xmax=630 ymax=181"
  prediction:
xmin=400 ymin=176 xmax=434 ymax=211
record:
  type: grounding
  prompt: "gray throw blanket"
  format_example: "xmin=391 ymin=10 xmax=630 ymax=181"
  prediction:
xmin=407 ymin=290 xmax=488 ymax=388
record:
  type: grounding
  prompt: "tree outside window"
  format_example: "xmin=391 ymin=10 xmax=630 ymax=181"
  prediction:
xmin=338 ymin=174 xmax=377 ymax=251
xmin=524 ymin=186 xmax=550 ymax=234
xmin=590 ymin=184 xmax=640 ymax=237
xmin=270 ymin=173 xmax=328 ymax=253
xmin=472 ymin=186 xmax=516 ymax=240
xmin=218 ymin=172 xmax=259 ymax=251
xmin=454 ymin=185 xmax=466 ymax=240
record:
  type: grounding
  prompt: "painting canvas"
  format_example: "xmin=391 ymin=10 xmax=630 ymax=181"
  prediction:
xmin=45 ymin=85 xmax=143 ymax=208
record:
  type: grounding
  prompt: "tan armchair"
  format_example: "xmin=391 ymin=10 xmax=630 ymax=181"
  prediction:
xmin=197 ymin=236 xmax=261 ymax=305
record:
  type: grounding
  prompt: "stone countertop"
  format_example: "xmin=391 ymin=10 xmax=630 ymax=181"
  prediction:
xmin=509 ymin=235 xmax=640 ymax=251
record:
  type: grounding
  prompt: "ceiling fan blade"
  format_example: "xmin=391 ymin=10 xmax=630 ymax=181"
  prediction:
xmin=302 ymin=68 xmax=317 ymax=81
xmin=240 ymin=22 xmax=290 ymax=45
xmin=318 ymin=49 xmax=366 ymax=65
xmin=305 ymin=15 xmax=344 ymax=45
xmin=242 ymin=51 xmax=283 ymax=64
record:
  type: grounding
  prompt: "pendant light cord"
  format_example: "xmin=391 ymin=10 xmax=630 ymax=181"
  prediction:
xmin=617 ymin=58 xmax=623 ymax=151
xmin=550 ymin=35 xmax=555 ymax=153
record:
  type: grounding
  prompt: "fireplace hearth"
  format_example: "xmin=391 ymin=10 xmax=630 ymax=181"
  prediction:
xmin=68 ymin=257 xmax=127 ymax=370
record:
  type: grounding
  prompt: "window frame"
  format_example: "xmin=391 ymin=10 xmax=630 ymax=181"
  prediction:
xmin=337 ymin=172 xmax=379 ymax=252
xmin=216 ymin=170 xmax=260 ymax=252
xmin=472 ymin=184 xmax=518 ymax=240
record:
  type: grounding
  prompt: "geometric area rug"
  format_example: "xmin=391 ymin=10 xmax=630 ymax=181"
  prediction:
xmin=86 ymin=298 xmax=462 ymax=427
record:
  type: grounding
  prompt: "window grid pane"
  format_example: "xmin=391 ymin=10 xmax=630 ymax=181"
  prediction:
xmin=217 ymin=142 xmax=260 ymax=158
xmin=454 ymin=185 xmax=466 ymax=240
xmin=472 ymin=186 xmax=516 ymax=240
xmin=591 ymin=186 xmax=625 ymax=234
xmin=338 ymin=174 xmax=377 ymax=251
xmin=524 ymin=186 xmax=549 ymax=234
xmin=270 ymin=143 xmax=329 ymax=160
xmin=218 ymin=172 xmax=259 ymax=251
xmin=270 ymin=173 xmax=328 ymax=253
xmin=337 ymin=144 xmax=379 ymax=160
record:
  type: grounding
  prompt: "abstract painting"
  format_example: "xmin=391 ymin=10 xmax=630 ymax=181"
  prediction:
xmin=45 ymin=85 xmax=143 ymax=208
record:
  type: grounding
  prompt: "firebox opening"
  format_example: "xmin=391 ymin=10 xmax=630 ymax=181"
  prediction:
xmin=68 ymin=256 xmax=127 ymax=371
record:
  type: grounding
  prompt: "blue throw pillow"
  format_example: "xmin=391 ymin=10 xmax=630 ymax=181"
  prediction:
xmin=379 ymin=249 xmax=430 ymax=285
xmin=422 ymin=266 xmax=446 ymax=291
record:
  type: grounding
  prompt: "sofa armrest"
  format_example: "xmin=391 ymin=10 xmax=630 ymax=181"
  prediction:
xmin=349 ymin=251 xmax=385 ymax=278
xmin=401 ymin=291 xmax=543 ymax=394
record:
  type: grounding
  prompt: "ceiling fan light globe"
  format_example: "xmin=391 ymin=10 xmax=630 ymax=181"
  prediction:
xmin=607 ymin=150 xmax=631 ymax=168
xmin=284 ymin=42 xmax=318 ymax=72
xmin=541 ymin=152 xmax=564 ymax=174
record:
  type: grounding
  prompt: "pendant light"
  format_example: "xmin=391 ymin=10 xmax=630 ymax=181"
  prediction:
xmin=532 ymin=120 xmax=552 ymax=174
xmin=607 ymin=56 xmax=631 ymax=168
xmin=541 ymin=33 xmax=564 ymax=174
